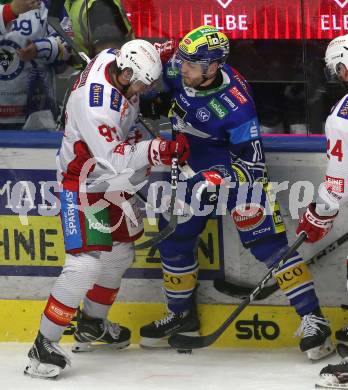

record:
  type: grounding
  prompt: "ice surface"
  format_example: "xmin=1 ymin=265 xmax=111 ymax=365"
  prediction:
xmin=0 ymin=343 xmax=341 ymax=390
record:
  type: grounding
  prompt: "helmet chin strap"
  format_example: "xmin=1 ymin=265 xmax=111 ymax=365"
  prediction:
xmin=199 ymin=68 xmax=218 ymax=88
xmin=198 ymin=61 xmax=220 ymax=87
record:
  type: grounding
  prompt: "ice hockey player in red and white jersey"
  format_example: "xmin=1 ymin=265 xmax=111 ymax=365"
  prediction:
xmin=296 ymin=34 xmax=348 ymax=389
xmin=24 ymin=39 xmax=189 ymax=379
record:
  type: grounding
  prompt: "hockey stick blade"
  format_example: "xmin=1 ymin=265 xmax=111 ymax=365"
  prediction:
xmin=213 ymin=278 xmax=278 ymax=300
xmin=214 ymin=232 xmax=348 ymax=300
xmin=168 ymin=233 xmax=307 ymax=349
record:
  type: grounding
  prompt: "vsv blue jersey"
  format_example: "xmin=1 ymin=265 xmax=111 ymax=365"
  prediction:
xmin=163 ymin=63 xmax=264 ymax=174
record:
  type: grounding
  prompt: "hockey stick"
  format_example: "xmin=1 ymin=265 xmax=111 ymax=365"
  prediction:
xmin=138 ymin=116 xmax=196 ymax=178
xmin=134 ymin=116 xmax=197 ymax=249
xmin=168 ymin=232 xmax=307 ymax=349
xmin=47 ymin=0 xmax=90 ymax=65
xmin=135 ymin=156 xmax=179 ymax=249
xmin=135 ymin=115 xmax=182 ymax=249
xmin=214 ymin=232 xmax=348 ymax=301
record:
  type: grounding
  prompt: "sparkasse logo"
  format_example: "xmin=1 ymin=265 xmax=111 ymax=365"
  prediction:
xmin=334 ymin=0 xmax=348 ymax=8
xmin=215 ymin=0 xmax=233 ymax=9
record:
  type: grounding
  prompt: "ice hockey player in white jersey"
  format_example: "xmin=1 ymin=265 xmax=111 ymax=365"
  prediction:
xmin=0 ymin=0 xmax=71 ymax=129
xmin=296 ymin=34 xmax=348 ymax=389
xmin=24 ymin=39 xmax=190 ymax=379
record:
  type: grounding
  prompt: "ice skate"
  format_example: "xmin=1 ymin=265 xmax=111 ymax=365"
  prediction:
xmin=24 ymin=332 xmax=71 ymax=379
xmin=296 ymin=310 xmax=335 ymax=361
xmin=316 ymin=344 xmax=348 ymax=389
xmin=139 ymin=306 xmax=200 ymax=349
xmin=72 ymin=310 xmax=131 ymax=352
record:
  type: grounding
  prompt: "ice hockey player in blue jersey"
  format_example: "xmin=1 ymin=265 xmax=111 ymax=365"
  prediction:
xmin=139 ymin=25 xmax=334 ymax=360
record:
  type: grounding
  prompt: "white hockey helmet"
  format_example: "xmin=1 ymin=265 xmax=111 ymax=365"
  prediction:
xmin=325 ymin=34 xmax=348 ymax=80
xmin=115 ymin=39 xmax=162 ymax=86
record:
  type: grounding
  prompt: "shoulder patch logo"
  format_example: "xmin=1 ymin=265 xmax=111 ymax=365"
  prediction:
xmin=89 ymin=83 xmax=104 ymax=107
xmin=229 ymin=86 xmax=247 ymax=104
xmin=110 ymin=89 xmax=122 ymax=111
xmin=208 ymin=98 xmax=228 ymax=119
xmin=166 ymin=67 xmax=179 ymax=78
xmin=337 ymin=96 xmax=348 ymax=119
xmin=172 ymin=100 xmax=187 ymax=119
xmin=196 ymin=107 xmax=211 ymax=122
xmin=221 ymin=93 xmax=238 ymax=111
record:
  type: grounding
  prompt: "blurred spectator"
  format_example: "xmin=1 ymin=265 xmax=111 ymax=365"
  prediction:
xmin=55 ymin=0 xmax=134 ymax=131
xmin=64 ymin=0 xmax=134 ymax=58
xmin=0 ymin=0 xmax=71 ymax=130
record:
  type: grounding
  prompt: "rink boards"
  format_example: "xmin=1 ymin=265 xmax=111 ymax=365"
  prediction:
xmin=2 ymin=301 xmax=348 ymax=347
xmin=0 ymin=137 xmax=348 ymax=345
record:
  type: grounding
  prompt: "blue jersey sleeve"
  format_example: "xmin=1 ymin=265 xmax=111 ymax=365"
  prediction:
xmin=224 ymin=102 xmax=265 ymax=180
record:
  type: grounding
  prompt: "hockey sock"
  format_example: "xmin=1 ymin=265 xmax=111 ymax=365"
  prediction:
xmin=40 ymin=295 xmax=77 ymax=342
xmin=162 ymin=254 xmax=198 ymax=313
xmin=83 ymin=284 xmax=119 ymax=319
xmin=250 ymin=234 xmax=319 ymax=316
xmin=274 ymin=254 xmax=319 ymax=316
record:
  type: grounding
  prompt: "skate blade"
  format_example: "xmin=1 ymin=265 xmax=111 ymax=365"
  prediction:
xmin=24 ymin=359 xmax=61 ymax=380
xmin=72 ymin=339 xmax=130 ymax=353
xmin=139 ymin=330 xmax=200 ymax=349
xmin=316 ymin=374 xmax=348 ymax=389
xmin=306 ymin=338 xmax=336 ymax=361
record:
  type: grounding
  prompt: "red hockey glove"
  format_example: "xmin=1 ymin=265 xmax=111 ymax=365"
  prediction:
xmin=153 ymin=39 xmax=178 ymax=64
xmin=296 ymin=203 xmax=338 ymax=243
xmin=148 ymin=133 xmax=190 ymax=166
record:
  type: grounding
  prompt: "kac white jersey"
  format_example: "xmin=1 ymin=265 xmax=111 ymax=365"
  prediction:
xmin=57 ymin=48 xmax=152 ymax=192
xmin=0 ymin=2 xmax=70 ymax=125
xmin=317 ymin=93 xmax=348 ymax=215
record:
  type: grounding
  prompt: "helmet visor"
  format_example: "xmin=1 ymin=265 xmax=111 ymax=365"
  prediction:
xmin=171 ymin=50 xmax=209 ymax=76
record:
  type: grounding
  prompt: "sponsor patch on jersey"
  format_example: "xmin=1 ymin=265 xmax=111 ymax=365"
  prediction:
xmin=89 ymin=83 xmax=104 ymax=107
xmin=208 ymin=98 xmax=228 ymax=119
xmin=325 ymin=175 xmax=345 ymax=193
xmin=172 ymin=100 xmax=187 ymax=119
xmin=179 ymin=93 xmax=190 ymax=107
xmin=196 ymin=107 xmax=211 ymax=122
xmin=250 ymin=120 xmax=259 ymax=138
xmin=231 ymin=203 xmax=266 ymax=232
xmin=60 ymin=189 xmax=83 ymax=251
xmin=229 ymin=86 xmax=248 ymax=104
xmin=227 ymin=118 xmax=260 ymax=144
xmin=110 ymin=88 xmax=122 ymax=111
xmin=221 ymin=93 xmax=238 ymax=111
xmin=166 ymin=66 xmax=179 ymax=78
xmin=79 ymin=57 xmax=96 ymax=88
xmin=337 ymin=96 xmax=348 ymax=119
xmin=120 ymin=100 xmax=129 ymax=119
xmin=233 ymin=74 xmax=249 ymax=93
xmin=0 ymin=40 xmax=24 ymax=80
